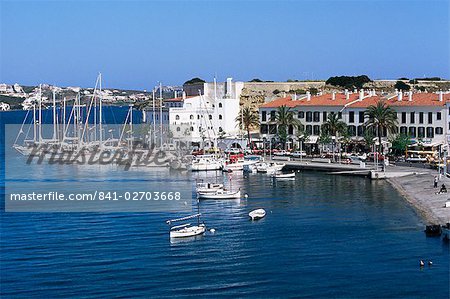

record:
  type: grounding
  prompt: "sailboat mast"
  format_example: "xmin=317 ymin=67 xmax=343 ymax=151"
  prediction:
xmin=38 ymin=84 xmax=42 ymax=143
xmin=52 ymin=89 xmax=57 ymax=140
xmin=152 ymin=88 xmax=156 ymax=146
xmin=159 ymin=82 xmax=163 ymax=148
xmin=33 ymin=103 xmax=36 ymax=143
xmin=99 ymin=73 xmax=103 ymax=150
xmin=63 ymin=97 xmax=66 ymax=141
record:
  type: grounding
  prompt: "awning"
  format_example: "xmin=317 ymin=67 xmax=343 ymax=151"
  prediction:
xmin=305 ymin=136 xmax=319 ymax=144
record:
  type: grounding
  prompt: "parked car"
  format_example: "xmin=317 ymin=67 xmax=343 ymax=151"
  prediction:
xmin=292 ymin=151 xmax=307 ymax=158
xmin=225 ymin=148 xmax=242 ymax=154
xmin=367 ymin=152 xmax=384 ymax=161
xmin=274 ymin=150 xmax=288 ymax=156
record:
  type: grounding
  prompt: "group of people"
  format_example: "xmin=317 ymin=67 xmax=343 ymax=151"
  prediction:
xmin=434 ymin=176 xmax=447 ymax=194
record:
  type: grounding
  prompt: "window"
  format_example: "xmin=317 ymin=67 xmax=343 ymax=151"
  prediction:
xmin=357 ymin=126 xmax=364 ymax=136
xmin=348 ymin=125 xmax=356 ymax=136
xmin=176 ymin=115 xmax=180 ymax=120
xmin=322 ymin=112 xmax=327 ymax=122
xmin=176 ymin=127 xmax=181 ymax=132
xmin=298 ymin=111 xmax=305 ymax=118
xmin=270 ymin=111 xmax=276 ymax=121
xmin=219 ymin=114 xmax=222 ymax=120
xmin=359 ymin=111 xmax=365 ymax=123
xmin=408 ymin=127 xmax=416 ymax=138
xmin=197 ymin=115 xmax=200 ymax=120
xmin=219 ymin=127 xmax=223 ymax=132
xmin=313 ymin=111 xmax=320 ymax=122
xmin=218 ymin=103 xmax=222 ymax=108
xmin=209 ymin=115 xmax=212 ymax=120
xmin=190 ymin=127 xmax=194 ymax=131
xmin=436 ymin=127 xmax=443 ymax=135
xmin=190 ymin=115 xmax=194 ymax=120
xmin=262 ymin=111 xmax=267 ymax=122
xmin=437 ymin=112 xmax=442 ymax=120
xmin=260 ymin=124 xmax=268 ymax=134
xmin=338 ymin=112 xmax=342 ymax=119
xmin=288 ymin=125 xmax=294 ymax=135
xmin=428 ymin=112 xmax=433 ymax=124
xmin=269 ymin=124 xmax=277 ymax=134
xmin=313 ymin=125 xmax=320 ymax=135
xmin=426 ymin=127 xmax=434 ymax=138
xmin=418 ymin=127 xmax=425 ymax=138
xmin=410 ymin=112 xmax=415 ymax=124
xmin=349 ymin=111 xmax=355 ymax=123
xmin=419 ymin=112 xmax=424 ymax=124
xmin=400 ymin=126 xmax=407 ymax=135
xmin=306 ymin=125 xmax=312 ymax=135
xmin=401 ymin=112 xmax=406 ymax=124
xmin=306 ymin=112 xmax=312 ymax=122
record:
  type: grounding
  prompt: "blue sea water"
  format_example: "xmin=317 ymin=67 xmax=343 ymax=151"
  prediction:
xmin=1 ymin=109 xmax=449 ymax=298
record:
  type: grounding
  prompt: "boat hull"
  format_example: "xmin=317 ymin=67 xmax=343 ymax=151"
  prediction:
xmin=198 ymin=190 xmax=241 ymax=200
xmin=170 ymin=224 xmax=206 ymax=238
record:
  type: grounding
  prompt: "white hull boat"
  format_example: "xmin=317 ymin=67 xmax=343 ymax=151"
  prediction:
xmin=272 ymin=172 xmax=295 ymax=179
xmin=166 ymin=213 xmax=206 ymax=238
xmin=198 ymin=189 xmax=241 ymax=200
xmin=196 ymin=182 xmax=224 ymax=194
xmin=249 ymin=208 xmax=266 ymax=220
xmin=257 ymin=162 xmax=285 ymax=173
xmin=169 ymin=223 xmax=206 ymax=238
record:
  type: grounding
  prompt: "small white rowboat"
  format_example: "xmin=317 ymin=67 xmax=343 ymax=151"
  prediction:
xmin=249 ymin=208 xmax=266 ymax=220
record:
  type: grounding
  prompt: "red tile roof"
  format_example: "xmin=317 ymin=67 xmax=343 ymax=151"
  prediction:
xmin=260 ymin=92 xmax=450 ymax=109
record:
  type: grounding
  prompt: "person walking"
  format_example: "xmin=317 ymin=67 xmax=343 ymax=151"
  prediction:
xmin=434 ymin=176 xmax=438 ymax=188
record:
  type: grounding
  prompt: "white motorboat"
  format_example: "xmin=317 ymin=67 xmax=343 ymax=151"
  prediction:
xmin=166 ymin=213 xmax=206 ymax=238
xmin=257 ymin=162 xmax=285 ymax=173
xmin=249 ymin=208 xmax=266 ymax=220
xmin=191 ymin=155 xmax=223 ymax=171
xmin=196 ymin=182 xmax=224 ymax=194
xmin=198 ymin=189 xmax=241 ymax=200
xmin=272 ymin=172 xmax=295 ymax=179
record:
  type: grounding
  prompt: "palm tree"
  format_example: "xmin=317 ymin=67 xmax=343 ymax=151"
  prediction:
xmin=236 ymin=106 xmax=260 ymax=150
xmin=275 ymin=105 xmax=301 ymax=149
xmin=364 ymin=101 xmax=398 ymax=154
xmin=321 ymin=113 xmax=347 ymax=160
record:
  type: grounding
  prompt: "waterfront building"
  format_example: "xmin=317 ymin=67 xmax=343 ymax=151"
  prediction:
xmin=259 ymin=90 xmax=450 ymax=149
xmin=169 ymin=78 xmax=244 ymax=146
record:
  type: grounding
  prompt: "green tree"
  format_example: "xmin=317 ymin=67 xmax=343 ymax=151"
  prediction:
xmin=394 ymin=80 xmax=410 ymax=91
xmin=183 ymin=77 xmax=205 ymax=85
xmin=321 ymin=113 xmax=347 ymax=160
xmin=390 ymin=133 xmax=412 ymax=156
xmin=275 ymin=105 xmax=301 ymax=149
xmin=363 ymin=129 xmax=375 ymax=150
xmin=364 ymin=101 xmax=398 ymax=154
xmin=235 ymin=106 xmax=260 ymax=150
xmin=325 ymin=75 xmax=372 ymax=89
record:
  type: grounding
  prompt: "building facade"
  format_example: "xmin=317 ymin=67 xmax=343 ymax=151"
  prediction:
xmin=259 ymin=90 xmax=450 ymax=148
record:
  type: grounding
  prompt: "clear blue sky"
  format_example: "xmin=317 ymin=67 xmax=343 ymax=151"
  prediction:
xmin=1 ymin=0 xmax=449 ymax=90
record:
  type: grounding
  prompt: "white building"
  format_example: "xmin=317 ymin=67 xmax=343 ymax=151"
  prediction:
xmin=169 ymin=78 xmax=243 ymax=145
xmin=259 ymin=90 xmax=450 ymax=148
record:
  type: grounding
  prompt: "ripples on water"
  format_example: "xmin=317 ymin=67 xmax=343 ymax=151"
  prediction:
xmin=1 ymin=170 xmax=449 ymax=298
xmin=1 ymin=110 xmax=449 ymax=298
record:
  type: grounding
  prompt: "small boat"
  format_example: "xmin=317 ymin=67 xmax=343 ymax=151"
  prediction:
xmin=257 ymin=162 xmax=285 ymax=173
xmin=198 ymin=189 xmax=241 ymax=200
xmin=196 ymin=182 xmax=224 ymax=194
xmin=272 ymin=172 xmax=295 ymax=179
xmin=249 ymin=208 xmax=266 ymax=220
xmin=191 ymin=155 xmax=223 ymax=171
xmin=166 ymin=213 xmax=206 ymax=238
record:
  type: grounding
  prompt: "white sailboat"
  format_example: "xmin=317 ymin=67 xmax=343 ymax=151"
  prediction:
xmin=166 ymin=213 xmax=206 ymax=238
xmin=197 ymin=188 xmax=241 ymax=200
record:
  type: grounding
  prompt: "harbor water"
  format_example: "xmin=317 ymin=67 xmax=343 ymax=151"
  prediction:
xmin=1 ymin=110 xmax=449 ymax=298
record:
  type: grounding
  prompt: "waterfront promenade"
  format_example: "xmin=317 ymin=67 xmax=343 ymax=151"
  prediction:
xmin=387 ymin=167 xmax=450 ymax=225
